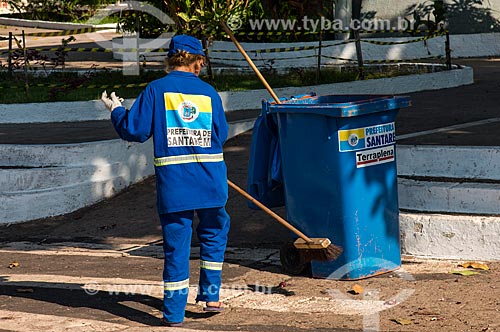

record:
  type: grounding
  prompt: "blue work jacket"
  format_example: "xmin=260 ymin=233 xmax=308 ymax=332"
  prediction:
xmin=111 ymin=70 xmax=229 ymax=213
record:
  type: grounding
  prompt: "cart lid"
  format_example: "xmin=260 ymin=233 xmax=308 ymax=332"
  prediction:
xmin=264 ymin=94 xmax=411 ymax=118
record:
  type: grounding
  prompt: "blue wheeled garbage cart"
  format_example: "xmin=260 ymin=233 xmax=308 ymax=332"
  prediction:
xmin=249 ymin=94 xmax=411 ymax=280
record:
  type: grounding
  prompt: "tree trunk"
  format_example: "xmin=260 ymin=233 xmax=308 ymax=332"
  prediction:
xmin=334 ymin=0 xmax=352 ymax=40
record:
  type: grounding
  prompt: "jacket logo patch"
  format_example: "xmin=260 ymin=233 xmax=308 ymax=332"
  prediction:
xmin=178 ymin=101 xmax=199 ymax=123
xmin=165 ymin=92 xmax=212 ymax=147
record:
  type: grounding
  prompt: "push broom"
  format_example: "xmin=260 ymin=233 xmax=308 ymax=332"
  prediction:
xmin=221 ymin=22 xmax=343 ymax=262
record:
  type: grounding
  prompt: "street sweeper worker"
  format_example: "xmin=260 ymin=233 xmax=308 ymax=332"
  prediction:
xmin=101 ymin=34 xmax=230 ymax=327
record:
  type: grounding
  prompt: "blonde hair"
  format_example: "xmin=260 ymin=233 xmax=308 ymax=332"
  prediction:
xmin=166 ymin=51 xmax=205 ymax=71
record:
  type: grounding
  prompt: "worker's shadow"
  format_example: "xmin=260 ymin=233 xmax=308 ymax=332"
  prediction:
xmin=0 ymin=277 xmax=216 ymax=326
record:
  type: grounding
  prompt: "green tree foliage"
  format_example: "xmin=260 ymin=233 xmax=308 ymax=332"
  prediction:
xmin=405 ymin=0 xmax=500 ymax=33
xmin=172 ymin=0 xmax=265 ymax=39
xmin=117 ymin=0 xmax=264 ymax=39
xmin=406 ymin=0 xmax=447 ymax=31
xmin=260 ymin=0 xmax=333 ymax=21
xmin=118 ymin=0 xmax=334 ymax=41
xmin=5 ymin=0 xmax=116 ymax=22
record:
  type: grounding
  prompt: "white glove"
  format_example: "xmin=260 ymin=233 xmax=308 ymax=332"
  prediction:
xmin=101 ymin=91 xmax=124 ymax=112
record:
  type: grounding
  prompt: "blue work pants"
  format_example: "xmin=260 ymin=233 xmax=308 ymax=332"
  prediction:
xmin=160 ymin=207 xmax=230 ymax=323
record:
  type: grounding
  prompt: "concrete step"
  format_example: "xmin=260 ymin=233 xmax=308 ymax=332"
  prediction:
xmin=0 ymin=160 xmax=146 ymax=192
xmin=0 ymin=165 xmax=98 ymax=191
xmin=397 ymin=145 xmax=500 ymax=180
xmin=1 ymin=176 xmax=137 ymax=223
xmin=0 ymin=121 xmax=252 ymax=224
xmin=0 ymin=140 xmax=154 ymax=224
xmin=400 ymin=212 xmax=500 ymax=261
xmin=0 ymin=139 xmax=153 ymax=167
xmin=397 ymin=145 xmax=500 ymax=215
xmin=398 ymin=178 xmax=500 ymax=215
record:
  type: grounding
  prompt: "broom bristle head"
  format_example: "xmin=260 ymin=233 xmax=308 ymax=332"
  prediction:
xmin=300 ymin=244 xmax=343 ymax=262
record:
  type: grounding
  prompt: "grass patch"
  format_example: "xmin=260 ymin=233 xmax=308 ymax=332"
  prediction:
xmin=0 ymin=70 xmax=165 ymax=104
xmin=0 ymin=67 xmax=420 ymax=104
xmin=213 ymin=68 xmax=358 ymax=91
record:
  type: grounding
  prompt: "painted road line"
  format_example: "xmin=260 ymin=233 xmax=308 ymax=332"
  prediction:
xmin=0 ymin=309 xmax=243 ymax=332
xmin=228 ymin=291 xmax=412 ymax=315
xmin=0 ymin=274 xmax=245 ymax=305
xmin=0 ymin=309 xmax=129 ymax=332
xmin=0 ymin=242 xmax=280 ymax=265
xmin=0 ymin=241 xmax=158 ymax=258
xmin=0 ymin=273 xmax=410 ymax=316
xmin=398 ymin=117 xmax=500 ymax=140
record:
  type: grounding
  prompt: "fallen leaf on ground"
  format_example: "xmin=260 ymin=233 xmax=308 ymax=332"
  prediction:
xmin=458 ymin=262 xmax=490 ymax=270
xmin=414 ymin=310 xmax=440 ymax=316
xmin=8 ymin=262 xmax=19 ymax=269
xmin=349 ymin=284 xmax=364 ymax=295
xmin=391 ymin=318 xmax=412 ymax=325
xmin=450 ymin=270 xmax=479 ymax=276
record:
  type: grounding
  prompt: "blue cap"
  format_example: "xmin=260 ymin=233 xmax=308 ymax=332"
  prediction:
xmin=168 ymin=35 xmax=205 ymax=57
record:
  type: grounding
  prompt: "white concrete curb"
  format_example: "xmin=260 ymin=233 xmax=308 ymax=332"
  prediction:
xmin=398 ymin=143 xmax=500 ymax=260
xmin=400 ymin=213 xmax=500 ymax=261
xmin=0 ymin=121 xmax=252 ymax=224
xmin=0 ymin=139 xmax=152 ymax=167
xmin=0 ymin=139 xmax=154 ymax=224
xmin=398 ymin=178 xmax=500 ymax=215
xmin=0 ymin=100 xmax=115 ymax=124
xmin=397 ymin=145 xmax=500 ymax=180
xmin=2 ymin=175 xmax=133 ymax=223
xmin=0 ymin=65 xmax=473 ymax=124
xmin=397 ymin=145 xmax=500 ymax=215
xmin=0 ymin=165 xmax=99 ymax=191
xmin=227 ymin=119 xmax=257 ymax=139
xmin=221 ymin=65 xmax=472 ymax=111
xmin=0 ymin=17 xmax=116 ymax=31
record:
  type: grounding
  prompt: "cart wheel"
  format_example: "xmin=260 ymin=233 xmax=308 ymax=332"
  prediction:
xmin=280 ymin=241 xmax=310 ymax=275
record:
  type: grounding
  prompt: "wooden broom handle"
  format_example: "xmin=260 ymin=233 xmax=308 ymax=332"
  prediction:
xmin=221 ymin=21 xmax=281 ymax=104
xmin=221 ymin=24 xmax=313 ymax=241
xmin=227 ymin=179 xmax=313 ymax=243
